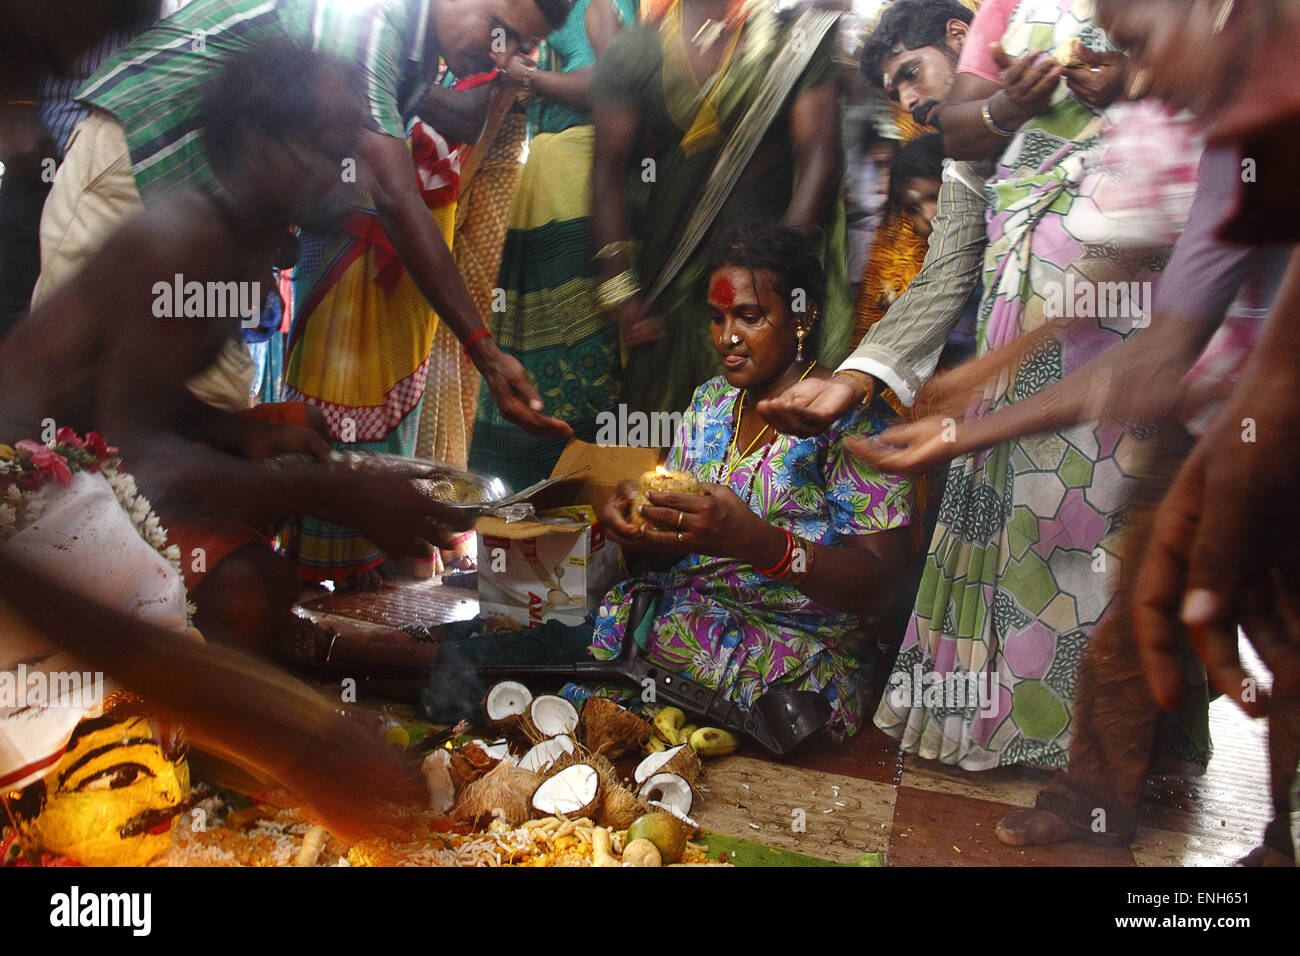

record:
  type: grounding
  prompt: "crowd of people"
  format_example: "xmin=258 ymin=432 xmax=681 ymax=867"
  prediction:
xmin=1 ymin=0 xmax=1298 ymax=866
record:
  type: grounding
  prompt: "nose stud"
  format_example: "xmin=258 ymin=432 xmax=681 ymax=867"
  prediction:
xmin=730 ymin=334 xmax=741 ymax=345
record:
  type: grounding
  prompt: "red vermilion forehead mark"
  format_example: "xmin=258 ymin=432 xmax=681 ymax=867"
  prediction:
xmin=709 ymin=274 xmax=736 ymax=307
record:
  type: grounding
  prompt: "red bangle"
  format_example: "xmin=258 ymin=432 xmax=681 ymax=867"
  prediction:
xmin=756 ymin=528 xmax=796 ymax=578
xmin=462 ymin=328 xmax=492 ymax=356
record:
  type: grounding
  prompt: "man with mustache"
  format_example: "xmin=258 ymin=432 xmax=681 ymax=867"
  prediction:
xmin=860 ymin=0 xmax=974 ymax=130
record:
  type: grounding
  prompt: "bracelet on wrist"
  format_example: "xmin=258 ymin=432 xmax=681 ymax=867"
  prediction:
xmin=594 ymin=240 xmax=636 ymax=262
xmin=596 ymin=269 xmax=641 ymax=310
xmin=756 ymin=528 xmax=796 ymax=578
xmin=981 ymin=95 xmax=1016 ymax=137
xmin=462 ymin=328 xmax=493 ymax=357
xmin=781 ymin=534 xmax=815 ymax=585
xmin=834 ymin=369 xmax=875 ymax=407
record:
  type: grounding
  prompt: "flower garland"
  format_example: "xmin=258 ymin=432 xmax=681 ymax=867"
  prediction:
xmin=0 ymin=429 xmax=192 ymax=620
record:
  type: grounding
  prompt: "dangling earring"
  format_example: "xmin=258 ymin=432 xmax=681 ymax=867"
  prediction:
xmin=795 ymin=326 xmax=806 ymax=362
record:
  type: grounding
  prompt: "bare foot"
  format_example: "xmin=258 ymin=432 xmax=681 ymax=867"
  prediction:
xmin=1238 ymin=845 xmax=1295 ymax=867
xmin=995 ymin=807 xmax=1077 ymax=846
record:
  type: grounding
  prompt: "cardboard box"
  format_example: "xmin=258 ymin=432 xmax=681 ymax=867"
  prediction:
xmin=475 ymin=441 xmax=659 ymax=627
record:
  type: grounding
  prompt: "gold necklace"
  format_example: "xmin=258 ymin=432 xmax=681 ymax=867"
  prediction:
xmin=724 ymin=361 xmax=816 ymax=483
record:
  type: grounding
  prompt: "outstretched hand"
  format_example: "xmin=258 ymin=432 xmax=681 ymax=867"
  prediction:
xmin=1133 ymin=362 xmax=1300 ymax=716
xmin=843 ymin=415 xmax=968 ymax=476
xmin=758 ymin=374 xmax=869 ymax=437
xmin=474 ymin=340 xmax=574 ymax=437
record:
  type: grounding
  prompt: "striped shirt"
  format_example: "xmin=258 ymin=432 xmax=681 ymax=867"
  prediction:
xmin=839 ymin=160 xmax=993 ymax=407
xmin=78 ymin=0 xmax=434 ymax=200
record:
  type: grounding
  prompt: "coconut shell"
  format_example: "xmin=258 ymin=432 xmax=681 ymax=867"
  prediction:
xmin=549 ymin=749 xmax=619 ymax=787
xmin=460 ymin=740 xmax=502 ymax=775
xmin=446 ymin=747 xmax=480 ymax=791
xmin=597 ymin=783 xmax=647 ymax=830
xmin=579 ymin=696 xmax=653 ymax=758
xmin=661 ymin=743 xmax=702 ymax=785
xmin=452 ymin=760 xmax=541 ymax=828
xmin=634 ymin=743 xmax=702 ymax=787
xmin=530 ymin=762 xmax=602 ymax=821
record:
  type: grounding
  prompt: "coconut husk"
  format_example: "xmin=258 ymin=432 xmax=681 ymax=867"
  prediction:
xmin=460 ymin=740 xmax=502 ymax=775
xmin=634 ymin=743 xmax=702 ymax=787
xmin=662 ymin=744 xmax=702 ymax=785
xmin=579 ymin=696 xmax=652 ymax=758
xmin=452 ymin=760 xmax=541 ymax=828
xmin=446 ymin=748 xmax=480 ymax=791
xmin=597 ymin=783 xmax=648 ymax=830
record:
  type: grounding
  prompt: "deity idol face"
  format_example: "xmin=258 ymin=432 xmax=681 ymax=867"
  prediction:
xmin=11 ymin=711 xmax=189 ymax=866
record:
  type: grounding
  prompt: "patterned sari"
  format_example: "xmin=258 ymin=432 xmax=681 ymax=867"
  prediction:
xmin=562 ymin=377 xmax=913 ymax=739
xmin=874 ymin=0 xmax=1208 ymax=770
xmin=605 ymin=2 xmax=854 ymax=416
xmin=281 ymin=121 xmax=460 ymax=582
xmin=468 ymin=0 xmax=639 ymax=491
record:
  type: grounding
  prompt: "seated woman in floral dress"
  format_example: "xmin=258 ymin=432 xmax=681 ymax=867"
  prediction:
xmin=565 ymin=224 xmax=915 ymax=739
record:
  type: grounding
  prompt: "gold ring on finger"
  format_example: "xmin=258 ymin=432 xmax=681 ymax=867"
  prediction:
xmin=677 ymin=509 xmax=685 ymax=529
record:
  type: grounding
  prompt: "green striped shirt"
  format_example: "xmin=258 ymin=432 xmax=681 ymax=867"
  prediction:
xmin=79 ymin=0 xmax=433 ymax=200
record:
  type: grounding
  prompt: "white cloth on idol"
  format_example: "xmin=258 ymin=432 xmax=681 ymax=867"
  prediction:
xmin=0 ymin=470 xmax=198 ymax=791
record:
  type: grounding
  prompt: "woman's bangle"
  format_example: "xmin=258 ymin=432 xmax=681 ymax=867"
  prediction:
xmin=834 ymin=369 xmax=875 ymax=407
xmin=594 ymin=240 xmax=636 ymax=262
xmin=782 ymin=534 xmax=815 ymax=585
xmin=5 ymin=100 xmax=38 ymax=107
xmin=597 ymin=270 xmax=641 ymax=310
xmin=462 ymin=328 xmax=493 ymax=357
xmin=981 ymin=95 xmax=1016 ymax=137
xmin=756 ymin=528 xmax=796 ymax=578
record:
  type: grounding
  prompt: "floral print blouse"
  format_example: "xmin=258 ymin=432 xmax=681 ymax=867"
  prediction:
xmin=563 ymin=376 xmax=913 ymax=739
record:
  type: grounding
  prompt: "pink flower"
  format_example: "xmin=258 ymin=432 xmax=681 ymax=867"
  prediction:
xmin=15 ymin=441 xmax=73 ymax=486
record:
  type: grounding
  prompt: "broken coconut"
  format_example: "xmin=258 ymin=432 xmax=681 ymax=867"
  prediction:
xmin=597 ymin=782 xmax=647 ymax=830
xmin=633 ymin=743 xmax=701 ymax=787
xmin=522 ymin=695 xmax=579 ymax=741
xmin=637 ymin=772 xmax=694 ymax=819
xmin=531 ymin=762 xmax=601 ymax=820
xmin=483 ymin=680 xmax=532 ymax=735
xmin=517 ymin=734 xmax=576 ymax=774
xmin=461 ymin=738 xmax=510 ymax=774
xmin=578 ymin=696 xmax=652 ymax=758
xmin=452 ymin=760 xmax=541 ymax=828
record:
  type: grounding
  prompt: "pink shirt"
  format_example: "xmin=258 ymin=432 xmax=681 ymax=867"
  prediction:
xmin=956 ymin=0 xmax=1021 ymax=82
